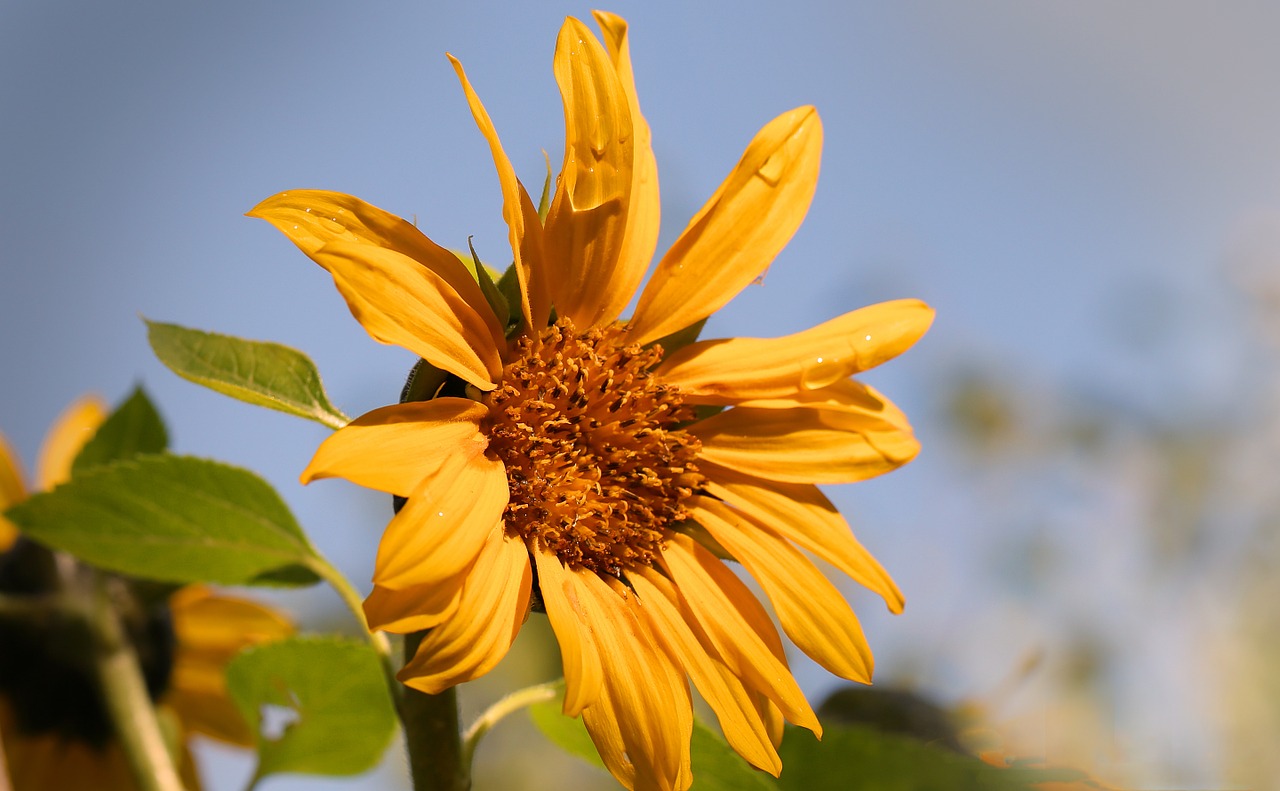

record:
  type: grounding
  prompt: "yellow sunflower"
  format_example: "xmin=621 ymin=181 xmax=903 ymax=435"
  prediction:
xmin=249 ymin=11 xmax=932 ymax=790
xmin=0 ymin=397 xmax=294 ymax=791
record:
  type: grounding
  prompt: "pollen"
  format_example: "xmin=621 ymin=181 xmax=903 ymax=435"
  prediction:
xmin=484 ymin=318 xmax=703 ymax=576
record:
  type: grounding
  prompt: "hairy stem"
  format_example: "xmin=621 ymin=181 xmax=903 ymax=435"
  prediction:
xmin=401 ymin=631 xmax=466 ymax=791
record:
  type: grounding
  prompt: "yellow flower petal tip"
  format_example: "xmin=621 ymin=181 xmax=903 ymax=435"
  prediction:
xmin=257 ymin=12 xmax=930 ymax=790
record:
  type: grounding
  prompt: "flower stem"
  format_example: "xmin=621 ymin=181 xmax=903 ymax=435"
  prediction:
xmin=460 ymin=681 xmax=560 ymax=772
xmin=89 ymin=574 xmax=188 ymax=791
xmin=401 ymin=630 xmax=467 ymax=791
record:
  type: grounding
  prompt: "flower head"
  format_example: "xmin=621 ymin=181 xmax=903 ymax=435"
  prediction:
xmin=251 ymin=11 xmax=932 ymax=790
xmin=0 ymin=398 xmax=293 ymax=791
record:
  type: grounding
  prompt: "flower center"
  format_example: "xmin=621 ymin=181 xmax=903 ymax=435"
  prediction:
xmin=483 ymin=318 xmax=703 ymax=576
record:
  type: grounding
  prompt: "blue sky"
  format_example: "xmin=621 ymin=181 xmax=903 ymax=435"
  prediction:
xmin=4 ymin=3 xmax=1279 ymax=788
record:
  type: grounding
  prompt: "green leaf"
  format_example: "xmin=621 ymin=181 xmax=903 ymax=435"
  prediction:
xmin=530 ymin=690 xmax=777 ymax=790
xmin=227 ymin=636 xmax=398 ymax=779
xmin=777 ymin=723 xmax=1037 ymax=791
xmin=145 ymin=319 xmax=349 ymax=429
xmin=72 ymin=385 xmax=168 ymax=475
xmin=7 ymin=454 xmax=320 ymax=587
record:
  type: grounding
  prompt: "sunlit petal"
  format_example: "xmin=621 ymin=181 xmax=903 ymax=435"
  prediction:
xmin=693 ymin=497 xmax=873 ymax=682
xmin=689 ymin=405 xmax=920 ymax=484
xmin=312 ymin=240 xmax=503 ymax=389
xmin=578 ymin=573 xmax=690 ymax=791
xmin=543 ymin=17 xmax=636 ymax=329
xmin=701 ymin=464 xmax=903 ymax=613
xmin=399 ymin=527 xmax=532 ymax=692
xmin=534 ymin=549 xmax=604 ymax=716
xmin=363 ymin=579 xmax=463 ymax=634
xmin=629 ymin=107 xmax=822 ymax=345
xmin=372 ymin=452 xmax=508 ymax=590
xmin=657 ymin=300 xmax=934 ymax=401
xmin=300 ymin=398 xmax=488 ymax=496
xmin=656 ymin=536 xmax=820 ymax=734
xmin=247 ymin=189 xmax=505 ymax=349
xmin=448 ymin=56 xmax=551 ymax=331
xmin=630 ymin=570 xmax=781 ymax=775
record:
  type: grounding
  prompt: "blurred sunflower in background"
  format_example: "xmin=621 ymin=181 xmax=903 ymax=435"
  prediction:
xmin=0 ymin=396 xmax=294 ymax=791
xmin=251 ymin=11 xmax=932 ymax=791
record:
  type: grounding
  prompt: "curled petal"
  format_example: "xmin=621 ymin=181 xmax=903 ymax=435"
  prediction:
xmin=247 ymin=189 xmax=504 ymax=348
xmin=399 ymin=528 xmax=532 ymax=693
xmin=692 ymin=497 xmax=873 ymax=683
xmin=630 ymin=570 xmax=781 ymax=776
xmin=701 ymin=464 xmax=903 ymax=613
xmin=543 ymin=17 xmax=636 ymax=329
xmin=312 ymin=240 xmax=503 ymax=389
xmin=534 ymin=549 xmax=604 ymax=716
xmin=300 ymin=398 xmax=488 ymax=496
xmin=688 ymin=405 xmax=919 ymax=484
xmin=657 ymin=535 xmax=820 ymax=734
xmin=373 ymin=452 xmax=508 ymax=590
xmin=629 ymin=107 xmax=822 ymax=345
xmin=35 ymin=395 xmax=107 ymax=492
xmin=657 ymin=300 xmax=934 ymax=401
xmin=363 ymin=579 xmax=463 ymax=634
xmin=448 ymin=56 xmax=550 ymax=332
xmin=577 ymin=573 xmax=691 ymax=791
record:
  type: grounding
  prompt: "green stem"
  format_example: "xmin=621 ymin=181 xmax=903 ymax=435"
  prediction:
xmin=401 ymin=630 xmax=466 ymax=791
xmin=89 ymin=575 xmax=188 ymax=791
xmin=308 ymin=556 xmax=399 ymax=707
xmin=460 ymin=681 xmax=560 ymax=772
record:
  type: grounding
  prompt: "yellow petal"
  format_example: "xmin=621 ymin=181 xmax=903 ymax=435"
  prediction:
xmin=448 ymin=55 xmax=551 ymax=332
xmin=630 ymin=570 xmax=781 ymax=776
xmin=248 ymin=189 xmax=505 ymax=349
xmin=311 ymin=240 xmax=503 ymax=389
xmin=693 ymin=497 xmax=873 ymax=683
xmin=542 ymin=17 xmax=637 ymax=329
xmin=533 ymin=549 xmax=604 ymax=716
xmin=35 ymin=395 xmax=108 ymax=492
xmin=577 ymin=572 xmax=690 ymax=791
xmin=0 ymin=431 xmax=27 ymax=551
xmin=701 ymin=464 xmax=903 ymax=613
xmin=300 ymin=398 xmax=488 ymax=496
xmin=657 ymin=300 xmax=934 ymax=401
xmin=363 ymin=579 xmax=463 ymax=634
xmin=372 ymin=452 xmax=508 ymax=590
xmin=688 ymin=405 xmax=919 ymax=484
xmin=657 ymin=535 xmax=820 ymax=734
xmin=399 ymin=527 xmax=532 ymax=693
xmin=167 ymin=586 xmax=294 ymax=744
xmin=629 ymin=106 xmax=823 ymax=345
xmin=733 ymin=378 xmax=912 ymax=426
xmin=591 ymin=11 xmax=661 ymax=325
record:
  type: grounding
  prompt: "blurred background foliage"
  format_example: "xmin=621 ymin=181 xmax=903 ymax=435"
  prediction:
xmin=5 ymin=2 xmax=1280 ymax=789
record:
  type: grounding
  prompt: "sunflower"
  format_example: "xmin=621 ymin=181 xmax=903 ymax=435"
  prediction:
xmin=0 ymin=397 xmax=294 ymax=791
xmin=249 ymin=11 xmax=932 ymax=790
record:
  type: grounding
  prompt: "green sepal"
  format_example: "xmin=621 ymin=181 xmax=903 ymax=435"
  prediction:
xmin=496 ymin=263 xmax=527 ymax=335
xmin=7 ymin=454 xmax=321 ymax=588
xmin=227 ymin=636 xmax=398 ymax=780
xmin=648 ymin=318 xmax=707 ymax=357
xmin=145 ymin=319 xmax=350 ymax=430
xmin=71 ymin=385 xmax=168 ymax=476
xmin=467 ymin=237 xmax=511 ymax=328
xmin=537 ymin=149 xmax=553 ymax=222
